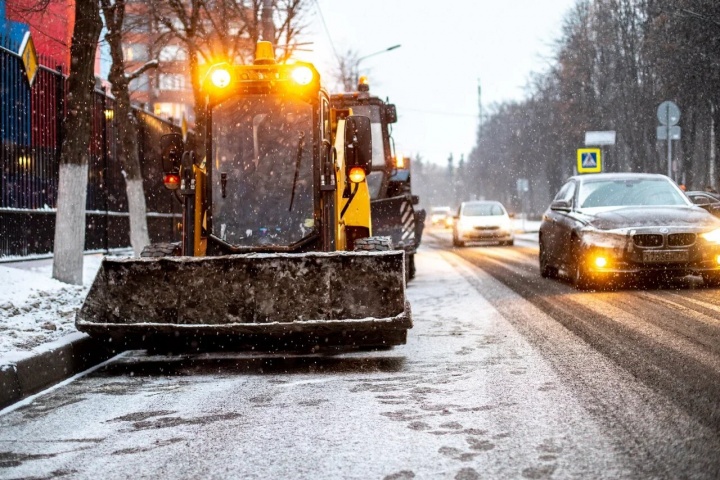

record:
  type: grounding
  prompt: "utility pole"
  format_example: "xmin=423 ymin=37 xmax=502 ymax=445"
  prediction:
xmin=711 ymin=103 xmax=717 ymax=190
xmin=477 ymin=78 xmax=482 ymax=136
xmin=261 ymin=0 xmax=275 ymax=42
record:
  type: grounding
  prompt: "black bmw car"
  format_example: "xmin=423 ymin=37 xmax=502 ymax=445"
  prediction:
xmin=539 ymin=173 xmax=720 ymax=289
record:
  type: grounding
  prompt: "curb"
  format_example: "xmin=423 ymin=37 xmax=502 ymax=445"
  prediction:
xmin=0 ymin=333 xmax=116 ymax=410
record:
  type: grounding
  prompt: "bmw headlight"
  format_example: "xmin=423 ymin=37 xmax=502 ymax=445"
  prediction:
xmin=702 ymin=228 xmax=720 ymax=244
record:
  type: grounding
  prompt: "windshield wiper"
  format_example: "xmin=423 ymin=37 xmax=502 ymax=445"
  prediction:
xmin=288 ymin=131 xmax=306 ymax=212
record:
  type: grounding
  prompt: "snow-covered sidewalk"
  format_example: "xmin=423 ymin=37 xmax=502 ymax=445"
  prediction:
xmin=0 ymin=257 xmax=102 ymax=356
xmin=0 ymin=220 xmax=542 ymax=357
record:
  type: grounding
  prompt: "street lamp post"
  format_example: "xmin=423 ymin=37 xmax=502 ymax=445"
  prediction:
xmin=350 ymin=44 xmax=401 ymax=90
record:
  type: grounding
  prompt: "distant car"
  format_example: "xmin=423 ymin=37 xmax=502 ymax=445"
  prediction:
xmin=539 ymin=173 xmax=720 ymax=289
xmin=452 ymin=201 xmax=514 ymax=247
xmin=686 ymin=191 xmax=720 ymax=217
xmin=430 ymin=206 xmax=452 ymax=227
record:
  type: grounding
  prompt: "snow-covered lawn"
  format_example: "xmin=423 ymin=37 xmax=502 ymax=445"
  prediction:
xmin=0 ymin=256 xmax=102 ymax=356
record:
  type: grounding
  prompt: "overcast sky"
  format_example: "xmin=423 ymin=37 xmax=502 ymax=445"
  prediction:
xmin=296 ymin=0 xmax=578 ymax=165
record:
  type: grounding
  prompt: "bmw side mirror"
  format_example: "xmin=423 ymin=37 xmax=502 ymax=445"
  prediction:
xmin=550 ymin=200 xmax=571 ymax=212
xmin=411 ymin=195 xmax=420 ymax=205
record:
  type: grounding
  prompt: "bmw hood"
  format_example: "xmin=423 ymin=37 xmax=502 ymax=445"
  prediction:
xmin=579 ymin=206 xmax=720 ymax=230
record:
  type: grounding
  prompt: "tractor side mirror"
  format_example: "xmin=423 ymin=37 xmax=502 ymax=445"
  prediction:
xmin=385 ymin=104 xmax=398 ymax=124
xmin=344 ymin=115 xmax=373 ymax=174
xmin=160 ymin=133 xmax=184 ymax=174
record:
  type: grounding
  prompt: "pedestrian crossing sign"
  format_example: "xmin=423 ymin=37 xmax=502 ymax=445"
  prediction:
xmin=577 ymin=148 xmax=602 ymax=173
xmin=19 ymin=32 xmax=39 ymax=87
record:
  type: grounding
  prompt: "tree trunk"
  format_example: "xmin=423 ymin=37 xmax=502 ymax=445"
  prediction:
xmin=103 ymin=0 xmax=150 ymax=256
xmin=115 ymin=93 xmax=150 ymax=256
xmin=52 ymin=0 xmax=103 ymax=285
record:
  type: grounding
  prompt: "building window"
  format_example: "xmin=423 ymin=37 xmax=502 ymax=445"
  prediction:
xmin=125 ymin=14 xmax=150 ymax=33
xmin=129 ymin=74 xmax=150 ymax=92
xmin=157 ymin=18 xmax=185 ymax=33
xmin=158 ymin=74 xmax=186 ymax=91
xmin=154 ymin=102 xmax=187 ymax=122
xmin=159 ymin=45 xmax=187 ymax=61
xmin=124 ymin=44 xmax=148 ymax=62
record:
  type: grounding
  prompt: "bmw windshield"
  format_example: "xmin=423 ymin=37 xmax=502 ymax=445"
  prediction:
xmin=211 ymin=95 xmax=315 ymax=248
xmin=578 ymin=178 xmax=689 ymax=209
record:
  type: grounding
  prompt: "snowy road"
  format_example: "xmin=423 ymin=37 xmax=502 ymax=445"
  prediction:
xmin=2 ymin=231 xmax=720 ymax=478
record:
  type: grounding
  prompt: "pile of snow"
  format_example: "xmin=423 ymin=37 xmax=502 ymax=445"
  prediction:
xmin=0 ymin=256 xmax=103 ymax=356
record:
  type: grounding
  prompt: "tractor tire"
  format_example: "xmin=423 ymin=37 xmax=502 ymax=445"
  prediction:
xmin=353 ymin=236 xmax=393 ymax=252
xmin=407 ymin=253 xmax=416 ymax=281
xmin=140 ymin=242 xmax=181 ymax=258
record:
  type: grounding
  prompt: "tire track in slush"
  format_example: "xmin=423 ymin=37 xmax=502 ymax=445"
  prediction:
xmin=421 ymin=233 xmax=720 ymax=477
xmin=450 ymin=243 xmax=720 ymax=430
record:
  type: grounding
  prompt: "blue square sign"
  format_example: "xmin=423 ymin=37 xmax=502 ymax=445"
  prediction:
xmin=577 ymin=148 xmax=602 ymax=173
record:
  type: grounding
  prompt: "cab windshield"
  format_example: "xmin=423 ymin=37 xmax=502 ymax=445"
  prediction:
xmin=211 ymin=95 xmax=315 ymax=248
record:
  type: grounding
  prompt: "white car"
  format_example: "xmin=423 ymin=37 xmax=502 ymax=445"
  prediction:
xmin=430 ymin=206 xmax=453 ymax=227
xmin=453 ymin=201 xmax=514 ymax=247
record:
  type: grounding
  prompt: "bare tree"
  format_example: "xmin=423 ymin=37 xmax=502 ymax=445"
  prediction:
xmin=52 ymin=0 xmax=104 ymax=284
xmin=146 ymin=0 xmax=310 ymax=152
xmin=465 ymin=0 xmax=720 ymax=210
xmin=332 ymin=48 xmax=361 ymax=92
xmin=101 ymin=0 xmax=160 ymax=256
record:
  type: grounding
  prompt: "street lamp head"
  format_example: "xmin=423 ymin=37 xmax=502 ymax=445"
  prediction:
xmin=356 ymin=44 xmax=402 ymax=63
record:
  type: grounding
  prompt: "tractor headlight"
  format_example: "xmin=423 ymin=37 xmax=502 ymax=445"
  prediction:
xmin=211 ymin=68 xmax=231 ymax=88
xmin=291 ymin=66 xmax=314 ymax=86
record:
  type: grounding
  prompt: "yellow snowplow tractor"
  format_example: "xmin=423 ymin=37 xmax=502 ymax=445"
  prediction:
xmin=331 ymin=78 xmax=425 ymax=282
xmin=76 ymin=42 xmax=411 ymax=352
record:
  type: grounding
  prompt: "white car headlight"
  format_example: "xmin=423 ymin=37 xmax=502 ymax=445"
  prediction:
xmin=702 ymin=228 xmax=720 ymax=244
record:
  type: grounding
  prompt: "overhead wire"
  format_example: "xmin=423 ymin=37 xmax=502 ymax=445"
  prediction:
xmin=312 ymin=0 xmax=340 ymax=63
xmin=400 ymin=107 xmax=478 ymax=118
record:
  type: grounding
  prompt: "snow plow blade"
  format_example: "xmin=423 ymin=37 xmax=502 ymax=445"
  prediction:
xmin=76 ymin=251 xmax=411 ymax=351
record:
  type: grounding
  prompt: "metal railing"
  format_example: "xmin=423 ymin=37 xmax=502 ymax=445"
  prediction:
xmin=0 ymin=38 xmax=183 ymax=257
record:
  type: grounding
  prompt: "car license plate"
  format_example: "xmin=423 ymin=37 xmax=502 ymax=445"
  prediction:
xmin=642 ymin=250 xmax=688 ymax=263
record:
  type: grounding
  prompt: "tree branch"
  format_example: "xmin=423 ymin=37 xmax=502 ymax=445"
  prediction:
xmin=127 ymin=60 xmax=159 ymax=81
